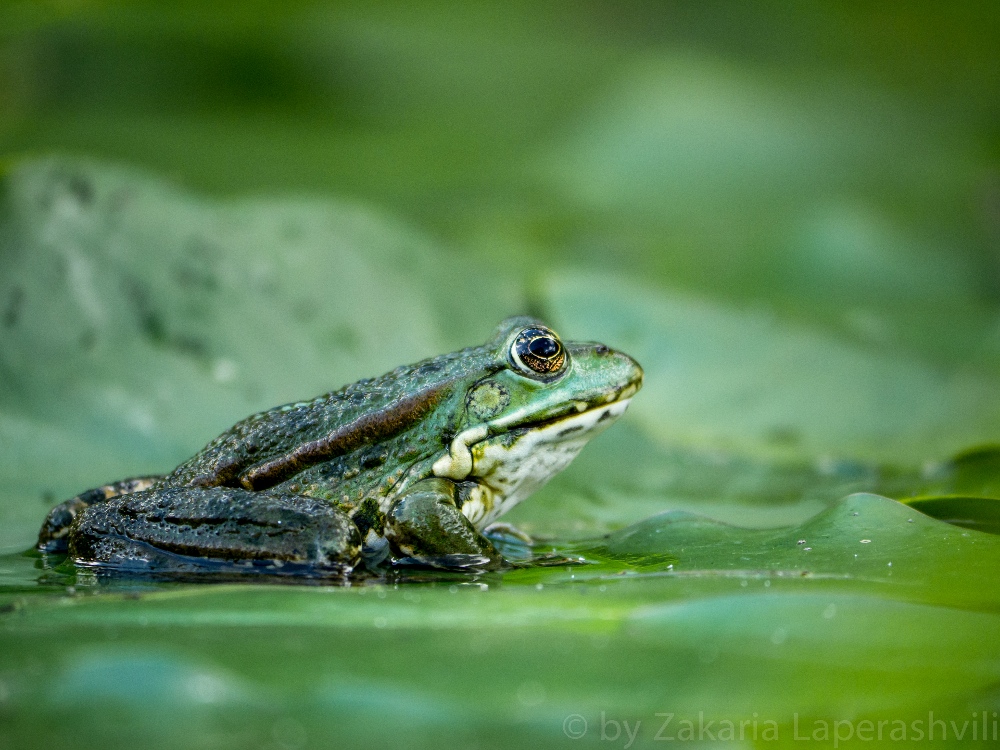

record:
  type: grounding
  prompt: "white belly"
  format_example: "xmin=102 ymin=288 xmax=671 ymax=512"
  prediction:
xmin=460 ymin=399 xmax=631 ymax=528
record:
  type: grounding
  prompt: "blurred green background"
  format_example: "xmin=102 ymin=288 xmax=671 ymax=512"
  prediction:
xmin=2 ymin=2 xmax=1000 ymax=749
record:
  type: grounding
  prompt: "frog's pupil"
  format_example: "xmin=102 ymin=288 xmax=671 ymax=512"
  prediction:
xmin=529 ymin=337 xmax=559 ymax=358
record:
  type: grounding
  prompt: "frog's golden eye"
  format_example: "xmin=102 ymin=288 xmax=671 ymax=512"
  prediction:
xmin=510 ymin=327 xmax=567 ymax=377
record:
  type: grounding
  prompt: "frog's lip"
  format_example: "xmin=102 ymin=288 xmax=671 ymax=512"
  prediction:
xmin=501 ymin=395 xmax=634 ymax=438
xmin=431 ymin=380 xmax=639 ymax=481
xmin=499 ymin=380 xmax=640 ymax=434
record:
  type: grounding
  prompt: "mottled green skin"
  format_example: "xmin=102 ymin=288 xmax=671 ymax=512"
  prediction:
xmin=39 ymin=316 xmax=643 ymax=574
xmin=164 ymin=343 xmax=493 ymax=538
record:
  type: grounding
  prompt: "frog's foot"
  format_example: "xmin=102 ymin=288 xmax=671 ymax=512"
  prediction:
xmin=391 ymin=553 xmax=497 ymax=571
xmin=67 ymin=487 xmax=362 ymax=576
xmin=480 ymin=522 xmax=535 ymax=563
xmin=37 ymin=476 xmax=162 ymax=553
xmin=482 ymin=522 xmax=533 ymax=545
xmin=385 ymin=478 xmax=504 ymax=570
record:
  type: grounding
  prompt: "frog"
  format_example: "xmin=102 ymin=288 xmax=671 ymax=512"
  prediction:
xmin=37 ymin=316 xmax=643 ymax=575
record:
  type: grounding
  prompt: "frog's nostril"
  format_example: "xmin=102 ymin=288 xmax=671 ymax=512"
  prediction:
xmin=595 ymin=344 xmax=610 ymax=355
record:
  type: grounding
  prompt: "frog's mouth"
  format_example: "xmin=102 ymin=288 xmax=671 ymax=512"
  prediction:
xmin=431 ymin=380 xmax=640 ymax=482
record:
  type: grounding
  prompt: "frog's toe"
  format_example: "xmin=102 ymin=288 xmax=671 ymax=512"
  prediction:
xmin=482 ymin=522 xmax=533 ymax=545
xmin=391 ymin=553 xmax=502 ymax=572
xmin=67 ymin=487 xmax=362 ymax=575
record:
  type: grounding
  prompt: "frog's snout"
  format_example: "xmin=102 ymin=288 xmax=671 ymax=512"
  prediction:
xmin=600 ymin=342 xmax=641 ymax=377
xmin=591 ymin=344 xmax=643 ymax=401
xmin=616 ymin=350 xmax=644 ymax=399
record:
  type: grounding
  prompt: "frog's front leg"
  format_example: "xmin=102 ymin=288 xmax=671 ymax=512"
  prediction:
xmin=384 ymin=478 xmax=503 ymax=569
xmin=68 ymin=486 xmax=362 ymax=574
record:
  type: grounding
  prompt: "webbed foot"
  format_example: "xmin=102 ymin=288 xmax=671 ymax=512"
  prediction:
xmin=482 ymin=522 xmax=533 ymax=545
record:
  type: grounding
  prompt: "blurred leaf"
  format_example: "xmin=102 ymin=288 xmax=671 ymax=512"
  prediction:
xmin=547 ymin=272 xmax=1000 ymax=465
xmin=943 ymin=444 xmax=1000 ymax=497
xmin=901 ymin=495 xmax=1000 ymax=536
xmin=592 ymin=493 xmax=1000 ymax=611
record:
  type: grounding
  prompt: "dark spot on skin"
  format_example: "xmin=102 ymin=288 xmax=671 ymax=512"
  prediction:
xmin=351 ymin=497 xmax=382 ymax=538
xmin=454 ymin=481 xmax=478 ymax=510
xmin=595 ymin=344 xmax=610 ymax=355
xmin=362 ymin=452 xmax=386 ymax=470
xmin=597 ymin=409 xmax=615 ymax=423
xmin=502 ymin=428 xmax=529 ymax=447
xmin=417 ymin=362 xmax=443 ymax=376
xmin=558 ymin=425 xmax=585 ymax=437
xmin=3 ymin=286 xmax=24 ymax=329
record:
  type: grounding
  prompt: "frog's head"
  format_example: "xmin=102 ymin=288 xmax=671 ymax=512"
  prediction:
xmin=432 ymin=316 xmax=643 ymax=527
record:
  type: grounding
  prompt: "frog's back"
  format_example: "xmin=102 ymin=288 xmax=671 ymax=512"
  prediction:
xmin=165 ymin=346 xmax=488 ymax=491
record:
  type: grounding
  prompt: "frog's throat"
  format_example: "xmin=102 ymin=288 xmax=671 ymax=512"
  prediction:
xmin=431 ymin=391 xmax=636 ymax=482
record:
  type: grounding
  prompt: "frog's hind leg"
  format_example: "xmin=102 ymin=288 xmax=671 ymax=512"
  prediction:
xmin=67 ymin=486 xmax=362 ymax=576
xmin=37 ymin=476 xmax=162 ymax=552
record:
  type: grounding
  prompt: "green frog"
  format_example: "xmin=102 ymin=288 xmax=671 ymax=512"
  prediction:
xmin=37 ymin=317 xmax=642 ymax=575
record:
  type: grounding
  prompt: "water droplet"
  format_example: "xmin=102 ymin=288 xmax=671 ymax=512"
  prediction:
xmin=535 ymin=583 xmax=544 ymax=590
xmin=764 ymin=580 xmax=771 ymax=588
xmin=770 ymin=628 xmax=787 ymax=645
xmin=860 ymin=539 xmax=871 ymax=544
xmin=822 ymin=603 xmax=837 ymax=619
xmin=373 ymin=617 xmax=387 ymax=628
xmin=797 ymin=539 xmax=807 ymax=545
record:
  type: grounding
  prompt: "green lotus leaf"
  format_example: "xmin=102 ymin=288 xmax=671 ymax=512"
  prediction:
xmin=900 ymin=495 xmax=1000 ymax=536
